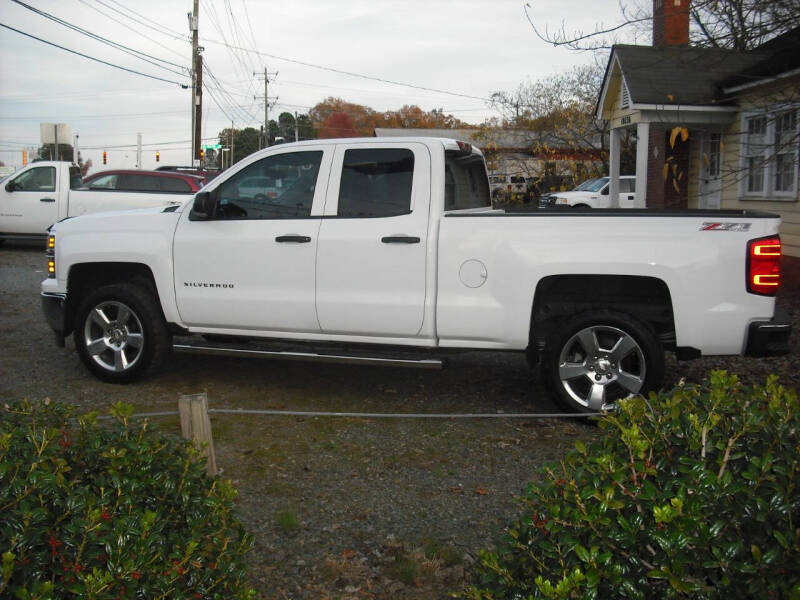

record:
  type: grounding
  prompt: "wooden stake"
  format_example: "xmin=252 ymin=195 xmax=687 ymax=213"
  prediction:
xmin=178 ymin=393 xmax=217 ymax=476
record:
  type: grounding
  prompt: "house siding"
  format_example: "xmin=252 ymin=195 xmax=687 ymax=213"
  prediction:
xmin=718 ymin=78 xmax=800 ymax=257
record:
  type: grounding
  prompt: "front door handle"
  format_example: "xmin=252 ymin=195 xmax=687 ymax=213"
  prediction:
xmin=40 ymin=197 xmax=56 ymax=203
xmin=381 ymin=236 xmax=420 ymax=244
xmin=275 ymin=235 xmax=311 ymax=243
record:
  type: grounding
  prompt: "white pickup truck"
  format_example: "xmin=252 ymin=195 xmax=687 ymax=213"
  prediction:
xmin=540 ymin=176 xmax=638 ymax=209
xmin=40 ymin=138 xmax=791 ymax=412
xmin=1 ymin=161 xmax=194 ymax=241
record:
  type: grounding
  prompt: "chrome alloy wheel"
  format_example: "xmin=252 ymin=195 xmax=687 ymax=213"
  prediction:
xmin=83 ymin=300 xmax=145 ymax=373
xmin=557 ymin=325 xmax=646 ymax=411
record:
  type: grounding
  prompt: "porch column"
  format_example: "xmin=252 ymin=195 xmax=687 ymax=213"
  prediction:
xmin=635 ymin=121 xmax=649 ymax=208
xmin=609 ymin=128 xmax=621 ymax=207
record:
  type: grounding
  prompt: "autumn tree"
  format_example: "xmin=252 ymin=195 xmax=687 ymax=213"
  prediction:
xmin=318 ymin=112 xmax=359 ymax=138
xmin=310 ymin=98 xmax=378 ymax=136
xmin=78 ymin=156 xmax=92 ymax=177
xmin=485 ymin=64 xmax=628 ymax=186
xmin=309 ymin=97 xmax=470 ymax=136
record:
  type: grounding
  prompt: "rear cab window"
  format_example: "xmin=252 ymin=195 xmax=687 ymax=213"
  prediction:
xmin=445 ymin=152 xmax=491 ymax=211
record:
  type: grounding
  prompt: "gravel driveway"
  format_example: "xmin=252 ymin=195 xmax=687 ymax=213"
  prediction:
xmin=1 ymin=242 xmax=796 ymax=599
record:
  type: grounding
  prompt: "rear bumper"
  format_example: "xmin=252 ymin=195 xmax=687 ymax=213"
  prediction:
xmin=744 ymin=307 xmax=792 ymax=357
xmin=41 ymin=292 xmax=67 ymax=347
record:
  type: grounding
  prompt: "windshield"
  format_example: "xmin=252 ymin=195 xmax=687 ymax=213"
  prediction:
xmin=575 ymin=178 xmax=599 ymax=191
xmin=582 ymin=177 xmax=609 ymax=192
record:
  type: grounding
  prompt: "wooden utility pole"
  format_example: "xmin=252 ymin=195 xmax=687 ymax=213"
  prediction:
xmin=189 ymin=0 xmax=201 ymax=165
xmin=195 ymin=53 xmax=203 ymax=165
xmin=254 ymin=68 xmax=277 ymax=147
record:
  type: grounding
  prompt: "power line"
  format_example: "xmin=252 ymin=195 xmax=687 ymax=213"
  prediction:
xmin=202 ymin=0 xmax=260 ymax=107
xmin=75 ymin=0 xmax=186 ymax=61
xmin=204 ymin=62 xmax=259 ymax=123
xmin=94 ymin=0 xmax=185 ymax=40
xmin=0 ymin=110 xmax=186 ymax=121
xmin=10 ymin=0 xmax=187 ymax=75
xmin=0 ymin=22 xmax=189 ymax=88
xmin=199 ymin=37 xmax=492 ymax=102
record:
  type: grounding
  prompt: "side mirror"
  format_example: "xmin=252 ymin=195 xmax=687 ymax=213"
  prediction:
xmin=601 ymin=186 xmax=609 ymax=195
xmin=5 ymin=181 xmax=20 ymax=193
xmin=190 ymin=191 xmax=215 ymax=220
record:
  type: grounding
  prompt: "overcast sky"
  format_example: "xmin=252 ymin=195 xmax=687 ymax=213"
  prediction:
xmin=0 ymin=0 xmax=638 ymax=171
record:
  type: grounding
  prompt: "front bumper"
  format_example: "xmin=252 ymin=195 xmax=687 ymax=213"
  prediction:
xmin=41 ymin=292 xmax=68 ymax=347
xmin=744 ymin=307 xmax=792 ymax=357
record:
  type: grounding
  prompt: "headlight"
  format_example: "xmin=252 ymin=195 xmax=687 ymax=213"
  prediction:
xmin=556 ymin=197 xmax=568 ymax=204
xmin=46 ymin=235 xmax=56 ymax=278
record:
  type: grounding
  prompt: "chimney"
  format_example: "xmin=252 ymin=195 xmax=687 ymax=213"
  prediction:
xmin=653 ymin=0 xmax=690 ymax=47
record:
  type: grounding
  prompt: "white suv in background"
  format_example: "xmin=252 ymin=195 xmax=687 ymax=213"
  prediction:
xmin=542 ymin=175 xmax=637 ymax=208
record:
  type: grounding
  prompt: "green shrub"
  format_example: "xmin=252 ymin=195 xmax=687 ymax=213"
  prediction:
xmin=0 ymin=400 xmax=254 ymax=599
xmin=461 ymin=372 xmax=800 ymax=599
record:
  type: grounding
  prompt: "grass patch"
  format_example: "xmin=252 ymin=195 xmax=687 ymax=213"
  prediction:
xmin=385 ymin=553 xmax=419 ymax=585
xmin=423 ymin=537 xmax=462 ymax=568
xmin=275 ymin=509 xmax=299 ymax=531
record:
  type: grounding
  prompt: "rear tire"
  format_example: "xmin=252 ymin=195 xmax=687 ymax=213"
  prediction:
xmin=542 ymin=309 xmax=664 ymax=413
xmin=74 ymin=282 xmax=171 ymax=383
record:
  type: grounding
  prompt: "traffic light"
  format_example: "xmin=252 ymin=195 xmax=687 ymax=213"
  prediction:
xmin=103 ymin=150 xmax=107 ymax=165
xmin=22 ymin=149 xmax=27 ymax=165
xmin=155 ymin=151 xmax=160 ymax=162
xmin=199 ymin=149 xmax=204 ymax=161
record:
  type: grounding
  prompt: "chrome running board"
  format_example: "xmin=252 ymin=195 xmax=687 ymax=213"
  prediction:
xmin=173 ymin=343 xmax=444 ymax=370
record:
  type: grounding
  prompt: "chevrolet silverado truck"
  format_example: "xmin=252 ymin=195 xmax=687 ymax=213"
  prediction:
xmin=1 ymin=161 xmax=195 ymax=241
xmin=40 ymin=138 xmax=791 ymax=413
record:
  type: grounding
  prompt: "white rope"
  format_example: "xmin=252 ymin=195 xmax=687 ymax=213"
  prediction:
xmin=103 ymin=408 xmax=602 ymax=420
xmin=208 ymin=408 xmax=603 ymax=419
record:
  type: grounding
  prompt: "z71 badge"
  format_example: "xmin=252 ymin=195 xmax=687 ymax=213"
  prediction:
xmin=700 ymin=222 xmax=751 ymax=232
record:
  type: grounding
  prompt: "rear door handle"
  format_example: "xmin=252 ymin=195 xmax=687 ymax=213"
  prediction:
xmin=381 ymin=236 xmax=420 ymax=244
xmin=40 ymin=198 xmax=56 ymax=203
xmin=275 ymin=235 xmax=311 ymax=243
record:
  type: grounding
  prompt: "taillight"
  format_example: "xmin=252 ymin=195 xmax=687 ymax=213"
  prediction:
xmin=747 ymin=235 xmax=781 ymax=295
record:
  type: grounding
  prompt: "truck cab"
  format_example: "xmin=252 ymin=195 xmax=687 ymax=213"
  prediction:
xmin=1 ymin=162 xmax=81 ymax=239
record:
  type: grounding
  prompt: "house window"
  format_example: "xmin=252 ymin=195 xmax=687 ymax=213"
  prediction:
xmin=744 ymin=116 xmax=766 ymax=193
xmin=741 ymin=108 xmax=798 ymax=200
xmin=775 ymin=110 xmax=797 ymax=193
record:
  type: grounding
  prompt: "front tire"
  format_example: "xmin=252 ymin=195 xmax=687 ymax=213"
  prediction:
xmin=74 ymin=282 xmax=171 ymax=383
xmin=542 ymin=310 xmax=664 ymax=413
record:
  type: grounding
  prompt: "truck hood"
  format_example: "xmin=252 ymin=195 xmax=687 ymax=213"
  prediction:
xmin=52 ymin=204 xmax=184 ymax=235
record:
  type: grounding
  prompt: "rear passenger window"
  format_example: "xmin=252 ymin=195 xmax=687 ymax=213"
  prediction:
xmin=160 ymin=177 xmax=191 ymax=192
xmin=118 ymin=175 xmax=161 ymax=192
xmin=337 ymin=148 xmax=414 ymax=218
xmin=87 ymin=174 xmax=117 ymax=190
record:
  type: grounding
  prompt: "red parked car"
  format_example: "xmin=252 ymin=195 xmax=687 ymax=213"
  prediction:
xmin=81 ymin=169 xmax=205 ymax=193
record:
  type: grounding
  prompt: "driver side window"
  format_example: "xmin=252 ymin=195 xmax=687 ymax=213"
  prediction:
xmin=216 ymin=151 xmax=323 ymax=220
xmin=12 ymin=167 xmax=56 ymax=192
